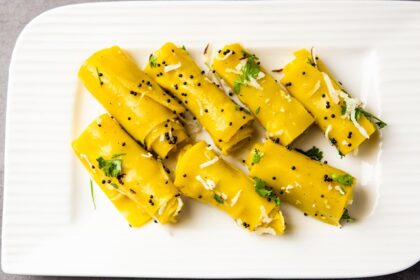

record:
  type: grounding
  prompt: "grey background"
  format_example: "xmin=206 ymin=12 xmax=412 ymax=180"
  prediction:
xmin=0 ymin=0 xmax=418 ymax=279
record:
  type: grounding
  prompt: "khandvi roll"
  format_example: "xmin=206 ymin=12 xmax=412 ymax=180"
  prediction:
xmin=247 ymin=140 xmax=355 ymax=226
xmin=96 ymin=184 xmax=151 ymax=228
xmin=144 ymin=43 xmax=254 ymax=154
xmin=212 ymin=44 xmax=314 ymax=146
xmin=72 ymin=114 xmax=183 ymax=225
xmin=281 ymin=49 xmax=386 ymax=155
xmin=174 ymin=141 xmax=285 ymax=235
xmin=79 ymin=46 xmax=188 ymax=158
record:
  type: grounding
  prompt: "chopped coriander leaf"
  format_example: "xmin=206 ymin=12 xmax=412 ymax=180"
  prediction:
xmin=272 ymin=196 xmax=281 ymax=206
xmin=356 ymin=107 xmax=387 ymax=128
xmin=233 ymin=82 xmax=242 ymax=94
xmin=340 ymin=208 xmax=354 ymax=223
xmin=181 ymin=45 xmax=187 ymax=51
xmin=252 ymin=148 xmax=264 ymax=164
xmin=295 ymin=146 xmax=323 ymax=161
xmin=90 ymin=180 xmax=96 ymax=210
xmin=111 ymin=153 xmax=126 ymax=158
xmin=233 ymin=52 xmax=261 ymax=93
xmin=149 ymin=54 xmax=158 ymax=68
xmin=354 ymin=107 xmax=362 ymax=121
xmin=331 ymin=173 xmax=353 ymax=186
xmin=255 ymin=106 xmax=261 ymax=115
xmin=253 ymin=177 xmax=281 ymax=206
xmin=335 ymin=185 xmax=347 ymax=196
xmin=213 ymin=194 xmax=224 ymax=204
xmin=97 ymin=156 xmax=123 ymax=177
xmin=306 ymin=57 xmax=315 ymax=66
xmin=340 ymin=102 xmax=347 ymax=115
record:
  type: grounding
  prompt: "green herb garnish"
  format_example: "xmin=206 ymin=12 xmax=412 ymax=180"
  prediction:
xmin=181 ymin=45 xmax=187 ymax=51
xmin=341 ymin=103 xmax=386 ymax=129
xmin=233 ymin=52 xmax=261 ymax=93
xmin=354 ymin=107 xmax=362 ymax=121
xmin=213 ymin=194 xmax=224 ymax=204
xmin=96 ymin=67 xmax=104 ymax=86
xmin=111 ymin=153 xmax=126 ymax=158
xmin=252 ymin=148 xmax=264 ymax=164
xmin=253 ymin=177 xmax=281 ymax=206
xmin=331 ymin=174 xmax=353 ymax=186
xmin=295 ymin=146 xmax=323 ymax=161
xmin=356 ymin=107 xmax=387 ymax=128
xmin=307 ymin=57 xmax=315 ymax=67
xmin=90 ymin=180 xmax=96 ymax=210
xmin=340 ymin=208 xmax=354 ymax=223
xmin=97 ymin=156 xmax=123 ymax=177
xmin=340 ymin=102 xmax=347 ymax=115
xmin=255 ymin=106 xmax=261 ymax=115
xmin=149 ymin=54 xmax=158 ymax=68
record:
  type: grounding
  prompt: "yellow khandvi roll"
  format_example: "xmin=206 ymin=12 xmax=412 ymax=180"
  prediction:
xmin=97 ymin=184 xmax=151 ymax=228
xmin=247 ymin=140 xmax=355 ymax=226
xmin=144 ymin=43 xmax=254 ymax=154
xmin=174 ymin=141 xmax=285 ymax=235
xmin=79 ymin=46 xmax=188 ymax=158
xmin=72 ymin=114 xmax=183 ymax=225
xmin=212 ymin=44 xmax=314 ymax=146
xmin=281 ymin=49 xmax=386 ymax=155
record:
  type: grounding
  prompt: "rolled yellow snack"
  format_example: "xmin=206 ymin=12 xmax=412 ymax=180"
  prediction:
xmin=247 ymin=140 xmax=355 ymax=226
xmin=72 ymin=114 xmax=183 ymax=225
xmin=281 ymin=49 xmax=378 ymax=155
xmin=99 ymin=185 xmax=151 ymax=228
xmin=78 ymin=46 xmax=188 ymax=158
xmin=144 ymin=42 xmax=254 ymax=154
xmin=174 ymin=141 xmax=285 ymax=235
xmin=213 ymin=44 xmax=314 ymax=146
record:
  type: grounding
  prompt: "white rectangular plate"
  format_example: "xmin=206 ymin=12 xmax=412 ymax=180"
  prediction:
xmin=3 ymin=1 xmax=420 ymax=278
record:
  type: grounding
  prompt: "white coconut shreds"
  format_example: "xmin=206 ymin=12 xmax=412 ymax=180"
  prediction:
xmin=175 ymin=197 xmax=183 ymax=215
xmin=247 ymin=77 xmax=262 ymax=90
xmin=335 ymin=185 xmax=346 ymax=196
xmin=285 ymin=185 xmax=294 ymax=194
xmin=307 ymin=80 xmax=321 ymax=97
xmin=337 ymin=91 xmax=369 ymax=138
xmin=311 ymin=47 xmax=318 ymax=69
xmin=255 ymin=227 xmax=276 ymax=235
xmin=199 ymin=157 xmax=219 ymax=168
xmin=163 ymin=63 xmax=181 ymax=73
xmin=267 ymin=129 xmax=284 ymax=138
xmin=230 ymin=190 xmax=242 ymax=207
xmin=322 ymin=72 xmax=340 ymax=104
xmin=257 ymin=71 xmax=266 ymax=80
xmin=260 ymin=206 xmax=272 ymax=224
xmin=325 ymin=124 xmax=332 ymax=140
xmin=218 ymin=192 xmax=228 ymax=200
xmin=235 ymin=59 xmax=247 ymax=71
xmin=351 ymin=109 xmax=370 ymax=139
xmin=158 ymin=201 xmax=168 ymax=216
xmin=195 ymin=175 xmax=216 ymax=190
xmin=215 ymin=51 xmax=233 ymax=61
xmin=226 ymin=68 xmax=240 ymax=74
xmin=142 ymin=152 xmax=153 ymax=158
xmin=219 ymin=78 xmax=232 ymax=95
